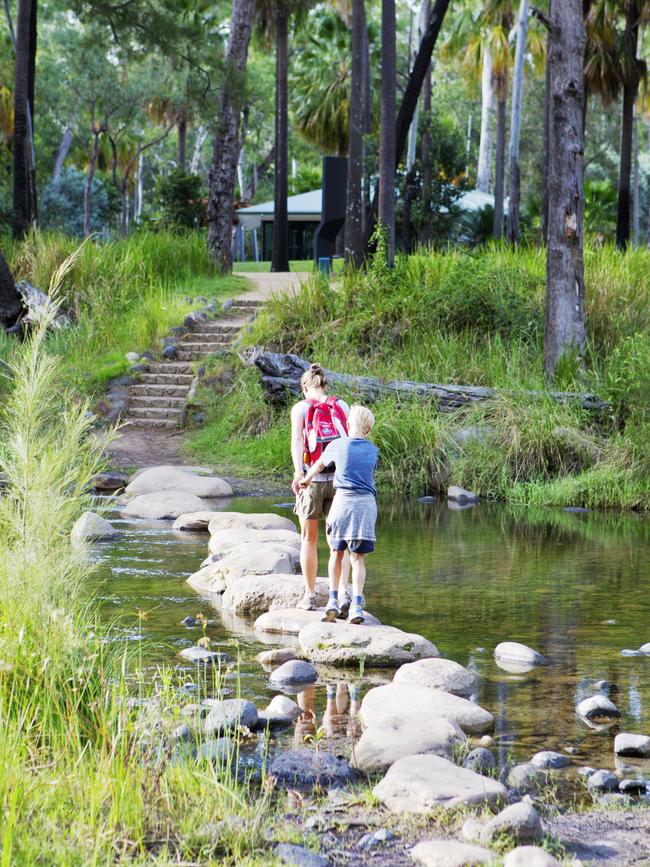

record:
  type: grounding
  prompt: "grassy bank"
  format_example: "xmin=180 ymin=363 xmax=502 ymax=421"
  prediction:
xmin=2 ymin=231 xmax=248 ymax=396
xmin=0 ymin=294 xmax=286 ymax=865
xmin=190 ymin=243 xmax=650 ymax=510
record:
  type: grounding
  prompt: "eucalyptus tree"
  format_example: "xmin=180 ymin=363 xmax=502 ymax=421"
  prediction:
xmin=12 ymin=0 xmax=38 ymax=239
xmin=345 ymin=0 xmax=366 ymax=265
xmin=506 ymin=0 xmax=529 ymax=243
xmin=544 ymin=0 xmax=587 ymax=378
xmin=378 ymin=0 xmax=396 ymax=265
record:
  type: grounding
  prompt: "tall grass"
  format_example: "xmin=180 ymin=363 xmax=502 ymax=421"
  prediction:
xmin=0 ymin=256 xmax=277 ymax=865
xmin=190 ymin=243 xmax=650 ymax=510
xmin=1 ymin=231 xmax=249 ymax=395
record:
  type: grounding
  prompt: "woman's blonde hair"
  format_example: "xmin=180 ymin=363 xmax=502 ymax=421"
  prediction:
xmin=300 ymin=363 xmax=328 ymax=390
xmin=348 ymin=405 xmax=375 ymax=435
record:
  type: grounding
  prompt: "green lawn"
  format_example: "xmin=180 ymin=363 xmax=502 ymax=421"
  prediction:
xmin=234 ymin=258 xmax=344 ymax=273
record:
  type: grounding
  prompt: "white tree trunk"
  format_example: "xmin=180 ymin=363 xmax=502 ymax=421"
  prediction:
xmin=507 ymin=0 xmax=529 ymax=243
xmin=477 ymin=45 xmax=493 ymax=193
xmin=190 ymin=125 xmax=207 ymax=175
xmin=406 ymin=0 xmax=429 ymax=172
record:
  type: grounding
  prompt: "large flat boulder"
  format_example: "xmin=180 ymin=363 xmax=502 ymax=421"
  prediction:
xmin=222 ymin=574 xmax=328 ymax=617
xmin=208 ymin=512 xmax=297 ymax=533
xmin=188 ymin=546 xmax=301 ymax=594
xmin=255 ymin=608 xmax=381 ymax=636
xmin=71 ymin=511 xmax=118 ymax=546
xmin=411 ymin=840 xmax=494 ymax=866
xmin=394 ymin=658 xmax=476 ymax=697
xmin=373 ymin=754 xmax=507 ymax=813
xmin=208 ymin=527 xmax=301 ymax=557
xmin=125 ymin=466 xmax=232 ymax=499
xmin=351 ymin=716 xmax=466 ymax=773
xmin=122 ymin=491 xmax=206 ymax=520
xmin=298 ymin=622 xmax=439 ymax=668
xmin=359 ymin=683 xmax=493 ymax=735
xmin=173 ymin=511 xmax=221 ymax=531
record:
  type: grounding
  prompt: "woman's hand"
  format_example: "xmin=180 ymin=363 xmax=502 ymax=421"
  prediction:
xmin=298 ymin=477 xmax=312 ymax=490
xmin=291 ymin=474 xmax=303 ymax=495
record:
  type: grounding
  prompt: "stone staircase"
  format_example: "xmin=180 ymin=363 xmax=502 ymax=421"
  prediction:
xmin=126 ymin=297 xmax=265 ymax=429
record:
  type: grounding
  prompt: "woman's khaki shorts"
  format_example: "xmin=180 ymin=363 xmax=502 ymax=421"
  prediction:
xmin=294 ymin=479 xmax=336 ymax=521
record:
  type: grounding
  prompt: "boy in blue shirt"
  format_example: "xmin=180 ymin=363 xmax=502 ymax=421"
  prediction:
xmin=299 ymin=406 xmax=378 ymax=624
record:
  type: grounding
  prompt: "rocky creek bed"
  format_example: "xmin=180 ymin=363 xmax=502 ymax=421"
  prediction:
xmin=85 ymin=465 xmax=650 ymax=865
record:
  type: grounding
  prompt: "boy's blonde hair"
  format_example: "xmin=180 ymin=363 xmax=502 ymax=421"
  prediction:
xmin=348 ymin=405 xmax=375 ymax=435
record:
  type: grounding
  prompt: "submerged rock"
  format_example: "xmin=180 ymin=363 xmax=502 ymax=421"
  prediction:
xmin=411 ymin=840 xmax=493 ymax=866
xmin=480 ymin=802 xmax=543 ymax=844
xmin=125 ymin=466 xmax=232 ymax=499
xmin=447 ymin=485 xmax=480 ymax=503
xmin=393 ymin=657 xmax=476 ymax=697
xmin=351 ymin=716 xmax=465 ymax=773
xmin=360 ymin=683 xmax=493 ymax=735
xmin=494 ymin=641 xmax=548 ymax=668
xmin=179 ymin=646 xmax=232 ymax=666
xmin=274 ymin=843 xmax=329 ymax=867
xmin=576 ymin=694 xmax=621 ymax=720
xmin=268 ymin=749 xmax=356 ymax=791
xmin=614 ymin=733 xmax=650 ymax=757
xmin=530 ymin=750 xmax=570 ymax=769
xmin=70 ymin=511 xmax=118 ymax=545
xmin=373 ymin=754 xmax=507 ymax=813
xmin=298 ymin=622 xmax=439 ymax=668
xmin=256 ymin=647 xmax=300 ymax=666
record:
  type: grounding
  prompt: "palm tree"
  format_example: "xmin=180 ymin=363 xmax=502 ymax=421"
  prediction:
xmin=485 ymin=3 xmax=513 ymax=239
xmin=345 ymin=0 xmax=366 ymax=266
xmin=206 ymin=0 xmax=256 ymax=274
xmin=378 ymin=0 xmax=396 ymax=265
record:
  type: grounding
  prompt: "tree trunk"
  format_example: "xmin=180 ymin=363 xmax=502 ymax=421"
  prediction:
xmin=615 ymin=1 xmax=640 ymax=250
xmin=271 ymin=7 xmax=289 ymax=272
xmin=345 ymin=0 xmax=365 ymax=267
xmin=178 ymin=110 xmax=187 ymax=171
xmin=419 ymin=0 xmax=432 ymax=245
xmin=12 ymin=0 xmax=34 ymax=239
xmin=378 ymin=0 xmax=396 ymax=265
xmin=0 ymin=247 xmax=22 ymax=327
xmin=492 ymin=87 xmax=507 ymax=239
xmin=632 ymin=105 xmax=640 ymax=245
xmin=190 ymin=125 xmax=207 ymax=175
xmin=365 ymin=0 xmax=452 ymax=249
xmin=477 ymin=45 xmax=493 ymax=194
xmin=83 ymin=128 xmax=100 ymax=238
xmin=362 ymin=4 xmax=372 ymax=238
xmin=506 ymin=0 xmax=528 ymax=245
xmin=541 ymin=7 xmax=551 ymax=244
xmin=543 ymin=0 xmax=587 ymax=379
xmin=52 ymin=123 xmax=73 ymax=183
xmin=206 ymin=0 xmax=256 ymax=274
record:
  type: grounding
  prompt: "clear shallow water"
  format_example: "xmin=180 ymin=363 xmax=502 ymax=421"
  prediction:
xmin=94 ymin=496 xmax=650 ymax=781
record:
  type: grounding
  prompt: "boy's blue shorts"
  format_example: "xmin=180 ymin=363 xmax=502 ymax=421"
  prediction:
xmin=330 ymin=538 xmax=374 ymax=554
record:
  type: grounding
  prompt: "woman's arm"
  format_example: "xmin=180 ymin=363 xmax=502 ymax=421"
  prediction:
xmin=290 ymin=403 xmax=305 ymax=494
xmin=299 ymin=456 xmax=326 ymax=487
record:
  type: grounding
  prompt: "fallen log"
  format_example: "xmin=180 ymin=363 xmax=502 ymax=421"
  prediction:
xmin=249 ymin=350 xmax=610 ymax=414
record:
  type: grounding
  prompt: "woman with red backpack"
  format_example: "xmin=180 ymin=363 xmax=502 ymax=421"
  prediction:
xmin=291 ymin=363 xmax=350 ymax=612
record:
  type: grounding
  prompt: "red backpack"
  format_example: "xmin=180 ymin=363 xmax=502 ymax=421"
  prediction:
xmin=303 ymin=397 xmax=348 ymax=466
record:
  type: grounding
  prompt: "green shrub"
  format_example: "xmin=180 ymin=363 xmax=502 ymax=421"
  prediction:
xmin=157 ymin=169 xmax=204 ymax=230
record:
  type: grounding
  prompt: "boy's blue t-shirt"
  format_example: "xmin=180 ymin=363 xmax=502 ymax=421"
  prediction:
xmin=321 ymin=437 xmax=378 ymax=496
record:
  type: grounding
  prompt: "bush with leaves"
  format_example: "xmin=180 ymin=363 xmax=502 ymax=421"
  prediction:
xmin=157 ymin=169 xmax=204 ymax=231
xmin=40 ymin=167 xmax=119 ymax=237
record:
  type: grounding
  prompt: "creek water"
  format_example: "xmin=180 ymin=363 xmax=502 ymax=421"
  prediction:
xmin=95 ymin=495 xmax=650 ymax=785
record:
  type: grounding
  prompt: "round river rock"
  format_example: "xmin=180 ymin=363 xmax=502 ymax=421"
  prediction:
xmin=393 ymin=657 xmax=476 ymax=697
xmin=298 ymin=622 xmax=439 ymax=668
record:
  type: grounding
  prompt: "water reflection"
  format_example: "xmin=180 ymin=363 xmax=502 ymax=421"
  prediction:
xmin=94 ymin=496 xmax=650 ymax=776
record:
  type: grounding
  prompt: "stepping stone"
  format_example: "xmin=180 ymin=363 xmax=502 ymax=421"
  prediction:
xmin=530 ymin=750 xmax=570 ymax=769
xmin=360 ymin=683 xmax=494 ymax=735
xmin=203 ymin=699 xmax=258 ymax=734
xmin=91 ymin=472 xmax=128 ymax=491
xmin=188 ymin=547 xmax=301 ymax=594
xmin=125 ymin=466 xmax=232 ymax=498
xmin=255 ymin=608 xmax=381 ymax=636
xmin=269 ymin=659 xmax=318 ymax=687
xmin=70 ymin=511 xmax=118 ymax=545
xmin=480 ymin=802 xmax=543 ymax=844
xmin=576 ymin=694 xmax=621 ymax=720
xmin=298 ymin=622 xmax=438 ymax=668
xmin=122 ymin=491 xmax=206 ymax=519
xmin=208 ymin=528 xmax=300 ymax=557
xmin=411 ymin=840 xmax=494 ymax=866
xmin=373 ymin=754 xmax=507 ymax=813
xmin=504 ymin=847 xmax=561 ymax=867
xmin=222 ymin=574 xmax=328 ymax=618
xmin=394 ymin=657 xmax=476 ymax=697
xmin=268 ymin=749 xmax=356 ymax=791
xmin=256 ymin=647 xmax=300 ymax=666
xmin=614 ymin=733 xmax=650 ymax=757
xmin=179 ymin=646 xmax=232 ymax=666
xmin=208 ymin=512 xmax=297 ymax=533
xmin=258 ymin=695 xmax=301 ymax=729
xmin=351 ymin=716 xmax=465 ymax=773
xmin=173 ymin=511 xmax=221 ymax=531
xmin=494 ymin=642 xmax=548 ymax=671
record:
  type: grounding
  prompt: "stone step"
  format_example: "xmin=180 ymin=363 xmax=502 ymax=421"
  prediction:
xmin=130 ymin=383 xmax=191 ymax=397
xmin=139 ymin=372 xmax=194 ymax=385
xmin=128 ymin=406 xmax=183 ymax=420
xmin=179 ymin=341 xmax=230 ymax=352
xmin=177 ymin=349 xmax=228 ymax=362
xmin=148 ymin=362 xmax=194 ymax=375
xmin=194 ymin=323 xmax=241 ymax=334
xmin=127 ymin=417 xmax=180 ymax=430
xmin=129 ymin=395 xmax=187 ymax=409
xmin=231 ymin=298 xmax=264 ymax=308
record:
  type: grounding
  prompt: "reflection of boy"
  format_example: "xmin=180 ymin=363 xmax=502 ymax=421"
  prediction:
xmin=300 ymin=406 xmax=378 ymax=625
